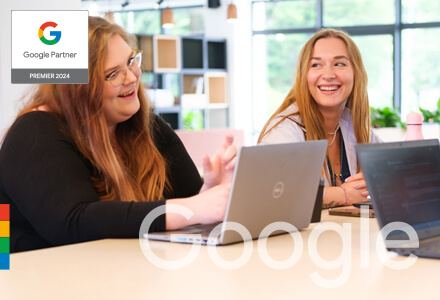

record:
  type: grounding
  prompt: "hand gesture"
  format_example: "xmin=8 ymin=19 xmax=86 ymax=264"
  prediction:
xmin=342 ymin=172 xmax=370 ymax=204
xmin=201 ymin=134 xmax=237 ymax=191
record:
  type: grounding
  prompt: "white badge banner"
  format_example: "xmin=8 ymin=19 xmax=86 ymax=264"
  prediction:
xmin=11 ymin=10 xmax=89 ymax=84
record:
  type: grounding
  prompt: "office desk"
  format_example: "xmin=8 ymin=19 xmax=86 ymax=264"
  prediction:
xmin=1 ymin=212 xmax=439 ymax=300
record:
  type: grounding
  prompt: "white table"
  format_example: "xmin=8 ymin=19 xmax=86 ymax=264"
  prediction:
xmin=1 ymin=211 xmax=439 ymax=300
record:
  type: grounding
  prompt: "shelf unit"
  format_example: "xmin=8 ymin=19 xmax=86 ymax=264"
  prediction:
xmin=136 ymin=34 xmax=228 ymax=129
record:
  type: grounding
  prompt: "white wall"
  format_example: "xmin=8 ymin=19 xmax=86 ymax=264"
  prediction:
xmin=205 ymin=1 xmax=253 ymax=145
xmin=0 ymin=0 xmax=81 ymax=138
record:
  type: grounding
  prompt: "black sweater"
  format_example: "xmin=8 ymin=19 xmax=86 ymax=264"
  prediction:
xmin=0 ymin=112 xmax=202 ymax=252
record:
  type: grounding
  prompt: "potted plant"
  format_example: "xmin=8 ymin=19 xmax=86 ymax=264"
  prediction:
xmin=370 ymin=107 xmax=406 ymax=141
xmin=419 ymin=98 xmax=440 ymax=139
xmin=419 ymin=98 xmax=440 ymax=123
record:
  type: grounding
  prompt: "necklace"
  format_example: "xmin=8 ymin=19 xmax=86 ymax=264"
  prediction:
xmin=327 ymin=124 xmax=340 ymax=147
xmin=327 ymin=155 xmax=343 ymax=186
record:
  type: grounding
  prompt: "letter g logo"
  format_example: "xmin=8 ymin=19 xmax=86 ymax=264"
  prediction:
xmin=38 ymin=22 xmax=61 ymax=45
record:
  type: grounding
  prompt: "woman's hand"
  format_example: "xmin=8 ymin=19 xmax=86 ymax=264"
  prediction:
xmin=165 ymin=135 xmax=236 ymax=230
xmin=341 ymin=172 xmax=369 ymax=205
xmin=201 ymin=134 xmax=237 ymax=191
xmin=189 ymin=183 xmax=231 ymax=225
xmin=323 ymin=172 xmax=370 ymax=208
xmin=166 ymin=184 xmax=231 ymax=230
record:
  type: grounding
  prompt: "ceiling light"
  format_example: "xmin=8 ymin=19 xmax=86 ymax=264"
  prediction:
xmin=154 ymin=0 xmax=164 ymax=10
xmin=161 ymin=8 xmax=175 ymax=28
xmin=227 ymin=3 xmax=238 ymax=23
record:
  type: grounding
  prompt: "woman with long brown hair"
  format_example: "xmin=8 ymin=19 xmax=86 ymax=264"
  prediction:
xmin=0 ymin=16 xmax=235 ymax=252
xmin=259 ymin=28 xmax=381 ymax=208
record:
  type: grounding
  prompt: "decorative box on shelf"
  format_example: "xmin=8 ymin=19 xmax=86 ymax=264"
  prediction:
xmin=136 ymin=34 xmax=228 ymax=129
xmin=153 ymin=35 xmax=181 ymax=73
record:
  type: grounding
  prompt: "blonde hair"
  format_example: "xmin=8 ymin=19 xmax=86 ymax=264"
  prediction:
xmin=16 ymin=16 xmax=169 ymax=202
xmin=258 ymin=28 xmax=371 ymax=172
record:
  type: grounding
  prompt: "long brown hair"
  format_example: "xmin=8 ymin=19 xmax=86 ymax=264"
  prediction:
xmin=16 ymin=16 xmax=169 ymax=202
xmin=258 ymin=28 xmax=371 ymax=151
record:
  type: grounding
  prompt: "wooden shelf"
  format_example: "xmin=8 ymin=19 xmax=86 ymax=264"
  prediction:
xmin=182 ymin=38 xmax=203 ymax=69
xmin=153 ymin=35 xmax=181 ymax=73
xmin=207 ymin=40 xmax=226 ymax=69
xmin=138 ymin=35 xmax=227 ymax=129
xmin=181 ymin=94 xmax=207 ymax=109
xmin=137 ymin=36 xmax=153 ymax=72
xmin=205 ymin=72 xmax=228 ymax=104
xmin=205 ymin=103 xmax=229 ymax=109
xmin=157 ymin=111 xmax=179 ymax=129
xmin=183 ymin=74 xmax=204 ymax=94
xmin=155 ymin=105 xmax=181 ymax=114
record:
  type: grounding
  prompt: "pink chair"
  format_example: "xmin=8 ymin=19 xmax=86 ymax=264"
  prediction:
xmin=175 ymin=128 xmax=245 ymax=171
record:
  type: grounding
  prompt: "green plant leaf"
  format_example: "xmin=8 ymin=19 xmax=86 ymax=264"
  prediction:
xmin=370 ymin=106 xmax=402 ymax=128
xmin=419 ymin=105 xmax=440 ymax=123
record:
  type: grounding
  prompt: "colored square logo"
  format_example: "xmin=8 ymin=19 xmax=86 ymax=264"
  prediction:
xmin=0 ymin=204 xmax=9 ymax=221
xmin=0 ymin=253 xmax=10 ymax=270
xmin=0 ymin=238 xmax=9 ymax=253
xmin=0 ymin=221 xmax=9 ymax=238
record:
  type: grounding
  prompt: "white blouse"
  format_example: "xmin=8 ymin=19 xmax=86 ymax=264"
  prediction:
xmin=260 ymin=103 xmax=382 ymax=186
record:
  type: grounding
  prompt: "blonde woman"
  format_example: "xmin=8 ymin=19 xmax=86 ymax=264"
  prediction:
xmin=0 ymin=16 xmax=236 ymax=252
xmin=259 ymin=28 xmax=381 ymax=208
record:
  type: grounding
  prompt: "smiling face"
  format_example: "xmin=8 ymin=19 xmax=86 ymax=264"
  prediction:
xmin=307 ymin=37 xmax=354 ymax=113
xmin=101 ymin=34 xmax=141 ymax=133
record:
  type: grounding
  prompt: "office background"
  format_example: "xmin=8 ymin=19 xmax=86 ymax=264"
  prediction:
xmin=1 ymin=0 xmax=439 ymax=144
xmin=2 ymin=2 xmax=440 ymax=298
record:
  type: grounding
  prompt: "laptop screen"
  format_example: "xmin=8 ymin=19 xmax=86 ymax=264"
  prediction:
xmin=357 ymin=140 xmax=440 ymax=239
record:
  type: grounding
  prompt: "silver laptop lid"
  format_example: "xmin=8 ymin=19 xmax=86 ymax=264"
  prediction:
xmin=219 ymin=140 xmax=327 ymax=244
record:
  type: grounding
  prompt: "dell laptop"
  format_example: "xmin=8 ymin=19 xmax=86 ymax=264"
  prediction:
xmin=145 ymin=140 xmax=328 ymax=245
xmin=357 ymin=139 xmax=440 ymax=259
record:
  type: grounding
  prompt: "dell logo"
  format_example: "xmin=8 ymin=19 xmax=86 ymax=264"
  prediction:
xmin=272 ymin=181 xmax=284 ymax=199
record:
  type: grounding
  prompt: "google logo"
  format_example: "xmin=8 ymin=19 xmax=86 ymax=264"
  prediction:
xmin=38 ymin=22 xmax=61 ymax=45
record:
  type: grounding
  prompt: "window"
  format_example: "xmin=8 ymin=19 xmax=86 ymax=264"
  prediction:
xmin=402 ymin=0 xmax=440 ymax=23
xmin=351 ymin=35 xmax=394 ymax=108
xmin=132 ymin=10 xmax=161 ymax=35
xmin=252 ymin=0 xmax=440 ymax=139
xmin=401 ymin=28 xmax=440 ymax=117
xmin=252 ymin=1 xmax=316 ymax=30
xmin=252 ymin=33 xmax=312 ymax=130
xmin=114 ymin=11 xmax=161 ymax=35
xmin=114 ymin=7 xmax=204 ymax=36
xmin=165 ymin=7 xmax=204 ymax=36
xmin=323 ymin=0 xmax=395 ymax=26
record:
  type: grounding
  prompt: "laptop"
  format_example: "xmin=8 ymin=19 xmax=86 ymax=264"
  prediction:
xmin=357 ymin=139 xmax=440 ymax=259
xmin=145 ymin=140 xmax=328 ymax=245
